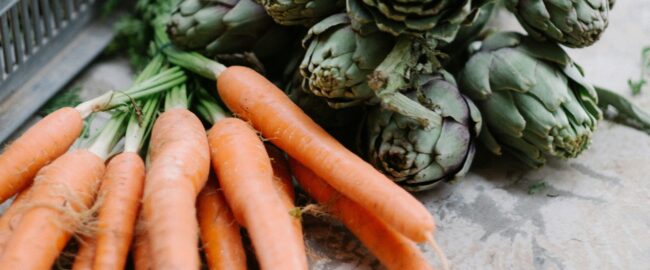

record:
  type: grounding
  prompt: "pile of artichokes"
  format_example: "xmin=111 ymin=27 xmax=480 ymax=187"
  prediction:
xmin=164 ymin=0 xmax=646 ymax=192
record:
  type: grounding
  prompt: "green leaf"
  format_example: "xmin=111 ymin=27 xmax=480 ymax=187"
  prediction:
xmin=629 ymin=46 xmax=650 ymax=95
xmin=628 ymin=79 xmax=646 ymax=96
xmin=528 ymin=181 xmax=547 ymax=195
xmin=38 ymin=86 xmax=82 ymax=116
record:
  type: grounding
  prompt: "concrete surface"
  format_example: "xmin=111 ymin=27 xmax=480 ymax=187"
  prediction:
xmin=5 ymin=1 xmax=650 ymax=269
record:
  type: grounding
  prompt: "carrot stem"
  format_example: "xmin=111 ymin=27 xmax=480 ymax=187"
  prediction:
xmin=193 ymin=83 xmax=229 ymax=124
xmin=85 ymin=112 xmax=128 ymax=160
xmin=75 ymin=67 xmax=186 ymax=118
xmin=124 ymin=95 xmax=162 ymax=153
xmin=164 ymin=85 xmax=188 ymax=110
xmin=133 ymin=54 xmax=165 ymax=84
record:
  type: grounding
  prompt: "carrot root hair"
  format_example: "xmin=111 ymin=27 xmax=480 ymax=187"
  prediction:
xmin=426 ymin=234 xmax=450 ymax=270
xmin=299 ymin=204 xmax=331 ymax=220
xmin=15 ymin=181 xmax=101 ymax=238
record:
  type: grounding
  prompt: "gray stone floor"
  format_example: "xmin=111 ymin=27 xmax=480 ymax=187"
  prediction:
xmin=4 ymin=2 xmax=650 ymax=269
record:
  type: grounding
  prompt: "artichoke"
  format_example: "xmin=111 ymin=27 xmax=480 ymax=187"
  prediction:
xmin=285 ymin=70 xmax=365 ymax=149
xmin=365 ymin=71 xmax=481 ymax=191
xmin=346 ymin=0 xmax=487 ymax=42
xmin=441 ymin=2 xmax=496 ymax=73
xmin=286 ymin=70 xmax=364 ymax=129
xmin=300 ymin=12 xmax=443 ymax=122
xmin=167 ymin=0 xmax=274 ymax=55
xmin=255 ymin=0 xmax=345 ymax=26
xmin=459 ymin=32 xmax=601 ymax=167
xmin=168 ymin=0 xmax=305 ymax=81
xmin=300 ymin=13 xmax=396 ymax=108
xmin=504 ymin=0 xmax=610 ymax=48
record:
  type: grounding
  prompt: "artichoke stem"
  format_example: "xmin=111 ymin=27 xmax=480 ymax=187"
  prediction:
xmin=378 ymin=91 xmax=442 ymax=129
xmin=369 ymin=37 xmax=415 ymax=93
xmin=596 ymin=86 xmax=650 ymax=135
xmin=370 ymin=36 xmax=440 ymax=128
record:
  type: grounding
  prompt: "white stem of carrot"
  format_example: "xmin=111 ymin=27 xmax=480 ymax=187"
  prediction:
xmin=427 ymin=234 xmax=450 ymax=270
xmin=75 ymin=92 xmax=115 ymax=118
xmin=87 ymin=112 xmax=128 ymax=160
xmin=124 ymin=96 xmax=161 ymax=153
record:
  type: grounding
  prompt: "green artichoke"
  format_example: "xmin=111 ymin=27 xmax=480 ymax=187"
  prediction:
xmin=286 ymin=70 xmax=364 ymax=129
xmin=300 ymin=13 xmax=396 ymax=108
xmin=441 ymin=2 xmax=496 ymax=73
xmin=459 ymin=32 xmax=601 ymax=167
xmin=255 ymin=0 xmax=345 ymax=26
xmin=168 ymin=0 xmax=305 ymax=81
xmin=167 ymin=0 xmax=274 ymax=55
xmin=505 ymin=0 xmax=610 ymax=48
xmin=365 ymin=71 xmax=481 ymax=191
xmin=346 ymin=0 xmax=487 ymax=42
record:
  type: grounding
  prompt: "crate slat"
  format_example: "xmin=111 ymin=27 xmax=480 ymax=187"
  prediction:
xmin=39 ymin=0 xmax=54 ymax=37
xmin=0 ymin=14 xmax=14 ymax=74
xmin=19 ymin=0 xmax=33 ymax=55
xmin=10 ymin=6 xmax=24 ymax=65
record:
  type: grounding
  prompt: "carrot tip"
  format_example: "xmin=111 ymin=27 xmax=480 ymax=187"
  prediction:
xmin=427 ymin=234 xmax=450 ymax=270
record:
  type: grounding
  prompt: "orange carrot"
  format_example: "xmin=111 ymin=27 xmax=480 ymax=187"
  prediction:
xmin=141 ymin=108 xmax=210 ymax=269
xmin=92 ymin=152 xmax=145 ymax=270
xmin=0 ymin=187 xmax=32 ymax=256
xmin=266 ymin=144 xmax=295 ymax=203
xmin=72 ymin=237 xmax=97 ymax=270
xmin=208 ymin=118 xmax=308 ymax=270
xmin=0 ymin=107 xmax=83 ymax=204
xmin=290 ymin=159 xmax=434 ymax=270
xmin=266 ymin=144 xmax=304 ymax=247
xmin=197 ymin=179 xmax=246 ymax=270
xmin=217 ymin=66 xmax=434 ymax=243
xmin=0 ymin=149 xmax=105 ymax=269
xmin=132 ymin=215 xmax=152 ymax=270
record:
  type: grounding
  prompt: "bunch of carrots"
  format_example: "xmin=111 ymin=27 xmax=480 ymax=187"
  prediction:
xmin=0 ymin=31 xmax=449 ymax=270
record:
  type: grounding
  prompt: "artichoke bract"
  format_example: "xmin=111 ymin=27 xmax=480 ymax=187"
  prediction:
xmin=346 ymin=0 xmax=487 ymax=42
xmin=366 ymin=71 xmax=481 ymax=192
xmin=255 ymin=0 xmax=345 ymax=26
xmin=168 ymin=0 xmax=305 ymax=82
xmin=459 ymin=32 xmax=601 ymax=168
xmin=441 ymin=2 xmax=496 ymax=73
xmin=285 ymin=70 xmax=364 ymax=129
xmin=505 ymin=0 xmax=610 ymax=48
xmin=300 ymin=13 xmax=395 ymax=108
xmin=167 ymin=0 xmax=274 ymax=55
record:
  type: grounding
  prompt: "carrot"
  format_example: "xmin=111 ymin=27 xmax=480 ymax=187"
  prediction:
xmin=92 ymin=94 xmax=159 ymax=270
xmin=0 ymin=107 xmax=83 ymax=204
xmin=141 ymin=84 xmax=210 ymax=269
xmin=72 ymin=237 xmax=97 ymax=270
xmin=91 ymin=152 xmax=145 ymax=270
xmin=0 ymin=149 xmax=105 ymax=270
xmin=0 ymin=187 xmax=32 ymax=255
xmin=216 ymin=66 xmax=434 ymax=243
xmin=0 ymin=108 xmax=131 ymax=270
xmin=265 ymin=144 xmax=304 ymax=246
xmin=290 ymin=159 xmax=436 ymax=270
xmin=208 ymin=118 xmax=308 ymax=270
xmin=132 ymin=215 xmax=153 ymax=270
xmin=0 ymin=55 xmax=185 ymax=205
xmin=266 ymin=144 xmax=295 ymax=203
xmin=197 ymin=178 xmax=247 ymax=270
